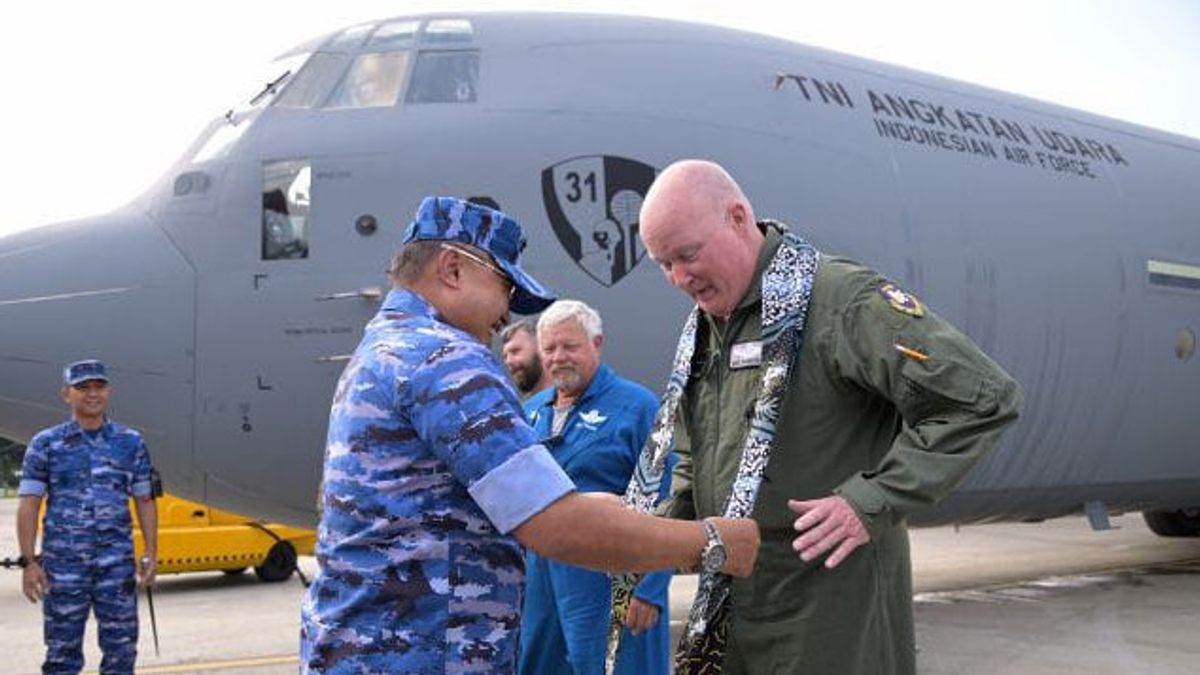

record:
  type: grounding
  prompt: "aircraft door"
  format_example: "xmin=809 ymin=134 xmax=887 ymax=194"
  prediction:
xmin=193 ymin=158 xmax=379 ymax=525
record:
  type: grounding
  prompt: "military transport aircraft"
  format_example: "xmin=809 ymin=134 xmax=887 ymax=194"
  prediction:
xmin=1 ymin=12 xmax=1197 ymax=535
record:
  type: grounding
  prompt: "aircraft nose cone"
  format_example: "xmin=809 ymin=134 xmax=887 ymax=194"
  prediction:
xmin=0 ymin=211 xmax=195 ymax=485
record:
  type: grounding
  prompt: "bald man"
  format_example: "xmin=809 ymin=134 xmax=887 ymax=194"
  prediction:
xmin=636 ymin=160 xmax=1022 ymax=674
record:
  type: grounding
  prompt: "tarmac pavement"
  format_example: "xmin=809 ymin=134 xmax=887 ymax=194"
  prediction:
xmin=1 ymin=499 xmax=1199 ymax=674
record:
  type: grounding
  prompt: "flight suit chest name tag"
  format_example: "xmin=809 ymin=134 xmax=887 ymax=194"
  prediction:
xmin=729 ymin=341 xmax=763 ymax=370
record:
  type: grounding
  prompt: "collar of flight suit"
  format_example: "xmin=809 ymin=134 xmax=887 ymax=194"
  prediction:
xmin=531 ymin=363 xmax=617 ymax=468
xmin=732 ymin=220 xmax=787 ymax=314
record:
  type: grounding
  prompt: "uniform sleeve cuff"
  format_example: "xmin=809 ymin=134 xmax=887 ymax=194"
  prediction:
xmin=469 ymin=444 xmax=576 ymax=534
xmin=131 ymin=481 xmax=153 ymax=498
xmin=632 ymin=570 xmax=671 ymax=609
xmin=834 ymin=474 xmax=890 ymax=521
xmin=17 ymin=479 xmax=46 ymax=497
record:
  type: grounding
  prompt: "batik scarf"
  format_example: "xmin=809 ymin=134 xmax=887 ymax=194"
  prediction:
xmin=606 ymin=229 xmax=819 ymax=675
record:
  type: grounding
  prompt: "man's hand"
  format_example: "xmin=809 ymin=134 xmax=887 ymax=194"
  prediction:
xmin=138 ymin=556 xmax=157 ymax=587
xmin=624 ymin=597 xmax=660 ymax=635
xmin=789 ymin=496 xmax=870 ymax=569
xmin=22 ymin=561 xmax=48 ymax=603
xmin=709 ymin=517 xmax=760 ymax=577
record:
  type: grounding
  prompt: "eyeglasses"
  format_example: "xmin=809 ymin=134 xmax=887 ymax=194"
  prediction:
xmin=441 ymin=243 xmax=517 ymax=301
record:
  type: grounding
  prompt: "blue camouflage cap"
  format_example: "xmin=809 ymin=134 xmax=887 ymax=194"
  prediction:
xmin=63 ymin=359 xmax=109 ymax=386
xmin=402 ymin=196 xmax=556 ymax=315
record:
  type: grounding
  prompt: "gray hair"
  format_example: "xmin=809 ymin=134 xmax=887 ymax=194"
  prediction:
xmin=499 ymin=318 xmax=537 ymax=344
xmin=388 ymin=241 xmax=442 ymax=285
xmin=537 ymin=299 xmax=603 ymax=339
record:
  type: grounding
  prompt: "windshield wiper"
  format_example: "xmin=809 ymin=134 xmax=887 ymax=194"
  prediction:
xmin=249 ymin=70 xmax=293 ymax=107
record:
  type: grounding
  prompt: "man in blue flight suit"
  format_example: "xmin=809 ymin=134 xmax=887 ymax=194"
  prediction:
xmin=299 ymin=197 xmax=762 ymax=674
xmin=16 ymin=359 xmax=158 ymax=675
xmin=519 ymin=300 xmax=670 ymax=675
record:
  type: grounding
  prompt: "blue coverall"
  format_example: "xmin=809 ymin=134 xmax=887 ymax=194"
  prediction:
xmin=518 ymin=364 xmax=671 ymax=675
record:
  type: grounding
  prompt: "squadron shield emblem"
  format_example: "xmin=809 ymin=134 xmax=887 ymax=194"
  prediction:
xmin=541 ymin=156 xmax=658 ymax=287
xmin=879 ymin=282 xmax=926 ymax=317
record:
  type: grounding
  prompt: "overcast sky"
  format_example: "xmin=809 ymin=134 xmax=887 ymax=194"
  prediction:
xmin=0 ymin=0 xmax=1196 ymax=237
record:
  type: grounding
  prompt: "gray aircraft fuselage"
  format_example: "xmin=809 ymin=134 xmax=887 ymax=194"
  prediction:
xmin=1 ymin=13 xmax=1197 ymax=530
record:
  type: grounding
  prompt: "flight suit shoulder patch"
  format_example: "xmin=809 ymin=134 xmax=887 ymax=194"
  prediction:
xmin=878 ymin=282 xmax=925 ymax=318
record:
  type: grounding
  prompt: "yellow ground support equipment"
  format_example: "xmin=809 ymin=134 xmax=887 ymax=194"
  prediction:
xmin=132 ymin=494 xmax=315 ymax=582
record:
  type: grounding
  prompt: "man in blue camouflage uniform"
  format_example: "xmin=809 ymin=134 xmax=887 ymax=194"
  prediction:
xmin=300 ymin=197 xmax=763 ymax=674
xmin=300 ymin=196 xmax=570 ymax=674
xmin=17 ymin=359 xmax=158 ymax=675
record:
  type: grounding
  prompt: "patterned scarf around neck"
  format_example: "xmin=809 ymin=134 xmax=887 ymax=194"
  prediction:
xmin=605 ymin=230 xmax=819 ymax=675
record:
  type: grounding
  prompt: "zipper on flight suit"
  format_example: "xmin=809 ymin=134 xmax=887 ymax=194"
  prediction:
xmin=706 ymin=307 xmax=756 ymax=513
xmin=709 ymin=322 xmax=723 ymax=511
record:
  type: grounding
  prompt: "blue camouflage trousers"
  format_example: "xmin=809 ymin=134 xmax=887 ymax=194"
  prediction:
xmin=42 ymin=555 xmax=138 ymax=674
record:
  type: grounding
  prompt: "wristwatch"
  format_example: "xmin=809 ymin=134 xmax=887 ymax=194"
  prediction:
xmin=700 ymin=518 xmax=727 ymax=575
xmin=16 ymin=555 xmax=32 ymax=569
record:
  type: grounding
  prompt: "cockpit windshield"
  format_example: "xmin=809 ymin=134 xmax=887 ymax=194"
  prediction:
xmin=326 ymin=52 xmax=410 ymax=109
xmin=422 ymin=19 xmax=474 ymax=46
xmin=269 ymin=17 xmax=479 ymax=111
xmin=367 ymin=19 xmax=418 ymax=51
xmin=406 ymin=51 xmax=478 ymax=104
xmin=274 ymin=53 xmax=350 ymax=109
xmin=325 ymin=23 xmax=375 ymax=52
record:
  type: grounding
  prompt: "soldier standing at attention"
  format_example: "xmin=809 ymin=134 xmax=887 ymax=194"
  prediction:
xmin=299 ymin=197 xmax=760 ymax=674
xmin=16 ymin=359 xmax=158 ymax=675
xmin=623 ymin=160 xmax=1022 ymax=675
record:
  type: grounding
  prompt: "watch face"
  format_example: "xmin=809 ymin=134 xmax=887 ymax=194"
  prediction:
xmin=702 ymin=523 xmax=727 ymax=574
xmin=708 ymin=545 xmax=727 ymax=573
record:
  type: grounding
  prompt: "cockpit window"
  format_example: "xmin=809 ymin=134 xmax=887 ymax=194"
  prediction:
xmin=368 ymin=20 xmax=419 ymax=51
xmin=271 ymin=19 xmax=480 ymax=110
xmin=262 ymin=160 xmax=311 ymax=260
xmin=326 ymin=23 xmax=374 ymax=52
xmin=406 ymin=51 xmax=479 ymax=104
xmin=275 ymin=53 xmax=350 ymax=109
xmin=325 ymin=52 xmax=410 ymax=109
xmin=422 ymin=19 xmax=475 ymax=46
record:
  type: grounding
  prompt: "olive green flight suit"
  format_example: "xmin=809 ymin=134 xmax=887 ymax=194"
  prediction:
xmin=661 ymin=222 xmax=1022 ymax=675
